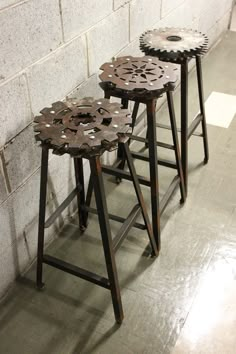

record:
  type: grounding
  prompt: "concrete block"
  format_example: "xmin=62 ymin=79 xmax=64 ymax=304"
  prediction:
xmin=0 ymin=0 xmax=62 ymax=81
xmin=114 ymin=0 xmax=130 ymax=10
xmin=87 ymin=5 xmax=129 ymax=75
xmin=0 ymin=75 xmax=31 ymax=148
xmin=0 ymin=157 xmax=8 ymax=204
xmin=208 ymin=10 xmax=231 ymax=47
xmin=158 ymin=2 xmax=193 ymax=29
xmin=69 ymin=74 xmax=104 ymax=101
xmin=0 ymin=244 xmax=16 ymax=299
xmin=61 ymin=0 xmax=112 ymax=41
xmin=27 ymin=36 xmax=87 ymax=115
xmin=3 ymin=125 xmax=41 ymax=192
xmin=161 ymin=0 xmax=185 ymax=18
xmin=130 ymin=0 xmax=161 ymax=41
xmin=117 ymin=37 xmax=143 ymax=57
xmin=0 ymin=200 xmax=12 ymax=254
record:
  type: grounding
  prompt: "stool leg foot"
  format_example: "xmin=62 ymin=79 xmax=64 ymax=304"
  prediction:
xmin=90 ymin=156 xmax=124 ymax=324
xmin=36 ymin=146 xmax=49 ymax=289
xmin=167 ymin=91 xmax=186 ymax=204
xmin=123 ymin=142 xmax=158 ymax=257
xmin=146 ymin=100 xmax=161 ymax=252
xmin=196 ymin=54 xmax=209 ymax=164
xmin=180 ymin=60 xmax=189 ymax=195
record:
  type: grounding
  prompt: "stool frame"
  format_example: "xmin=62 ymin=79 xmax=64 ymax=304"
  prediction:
xmin=36 ymin=141 xmax=158 ymax=324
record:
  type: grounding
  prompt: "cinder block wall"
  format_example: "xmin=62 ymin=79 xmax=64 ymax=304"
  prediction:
xmin=0 ymin=0 xmax=233 ymax=299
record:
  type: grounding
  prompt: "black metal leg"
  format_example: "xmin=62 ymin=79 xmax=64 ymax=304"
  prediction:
xmin=89 ymin=156 xmax=123 ymax=324
xmin=123 ymin=142 xmax=158 ymax=256
xmin=146 ymin=99 xmax=161 ymax=251
xmin=180 ymin=59 xmax=189 ymax=195
xmin=104 ymin=92 xmax=111 ymax=99
xmin=167 ymin=91 xmax=186 ymax=204
xmin=116 ymin=99 xmax=129 ymax=173
xmin=196 ymin=54 xmax=209 ymax=164
xmin=74 ymin=158 xmax=87 ymax=231
xmin=83 ymin=172 xmax=93 ymax=226
xmin=36 ymin=146 xmax=49 ymax=289
xmin=131 ymin=102 xmax=140 ymax=131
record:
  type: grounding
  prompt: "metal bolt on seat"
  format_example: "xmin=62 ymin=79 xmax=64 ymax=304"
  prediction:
xmin=99 ymin=56 xmax=186 ymax=252
xmin=34 ymin=97 xmax=158 ymax=324
xmin=140 ymin=28 xmax=209 ymax=194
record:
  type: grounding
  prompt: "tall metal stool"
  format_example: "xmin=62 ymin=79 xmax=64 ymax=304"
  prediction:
xmin=34 ymin=97 xmax=158 ymax=324
xmin=99 ymin=56 xmax=186 ymax=252
xmin=140 ymin=28 xmax=209 ymax=195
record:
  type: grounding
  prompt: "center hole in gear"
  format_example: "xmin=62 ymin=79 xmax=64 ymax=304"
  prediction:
xmin=84 ymin=127 xmax=100 ymax=136
xmin=72 ymin=112 xmax=95 ymax=126
xmin=102 ymin=117 xmax=112 ymax=126
xmin=135 ymin=69 xmax=143 ymax=73
xmin=167 ymin=35 xmax=182 ymax=42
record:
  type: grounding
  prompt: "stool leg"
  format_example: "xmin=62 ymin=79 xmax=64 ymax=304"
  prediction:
xmin=167 ymin=91 xmax=186 ymax=204
xmin=196 ymin=54 xmax=209 ymax=164
xmin=131 ymin=102 xmax=140 ymax=131
xmin=89 ymin=156 xmax=123 ymax=324
xmin=116 ymin=98 xmax=129 ymax=174
xmin=36 ymin=146 xmax=49 ymax=289
xmin=123 ymin=142 xmax=158 ymax=256
xmin=146 ymin=99 xmax=161 ymax=251
xmin=74 ymin=158 xmax=87 ymax=232
xmin=83 ymin=174 xmax=93 ymax=226
xmin=180 ymin=59 xmax=189 ymax=195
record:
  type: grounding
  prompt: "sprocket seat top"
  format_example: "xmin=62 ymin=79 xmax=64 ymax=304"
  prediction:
xmin=140 ymin=28 xmax=208 ymax=62
xmin=34 ymin=97 xmax=131 ymax=158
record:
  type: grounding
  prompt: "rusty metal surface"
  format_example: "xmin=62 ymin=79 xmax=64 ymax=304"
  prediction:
xmin=140 ymin=28 xmax=208 ymax=61
xmin=34 ymin=97 xmax=131 ymax=157
xmin=99 ymin=56 xmax=178 ymax=96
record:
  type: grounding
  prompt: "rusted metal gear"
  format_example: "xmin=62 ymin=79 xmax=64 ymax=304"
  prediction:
xmin=34 ymin=97 xmax=131 ymax=157
xmin=99 ymin=56 xmax=178 ymax=97
xmin=140 ymin=28 xmax=208 ymax=61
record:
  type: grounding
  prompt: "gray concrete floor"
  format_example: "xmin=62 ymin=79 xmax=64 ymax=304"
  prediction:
xmin=0 ymin=31 xmax=236 ymax=354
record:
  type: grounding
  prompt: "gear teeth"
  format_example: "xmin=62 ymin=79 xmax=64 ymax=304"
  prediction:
xmin=140 ymin=27 xmax=208 ymax=60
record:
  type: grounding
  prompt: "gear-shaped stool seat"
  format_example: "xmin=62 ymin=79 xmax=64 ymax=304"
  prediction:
xmin=140 ymin=28 xmax=209 ymax=194
xmin=99 ymin=56 xmax=186 ymax=252
xmin=34 ymin=97 xmax=158 ymax=324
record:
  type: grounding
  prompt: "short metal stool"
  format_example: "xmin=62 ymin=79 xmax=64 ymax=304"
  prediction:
xmin=99 ymin=56 xmax=186 ymax=252
xmin=140 ymin=28 xmax=209 ymax=194
xmin=34 ymin=97 xmax=158 ymax=324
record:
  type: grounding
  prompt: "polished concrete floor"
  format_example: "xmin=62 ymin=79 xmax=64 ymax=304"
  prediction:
xmin=0 ymin=31 xmax=236 ymax=354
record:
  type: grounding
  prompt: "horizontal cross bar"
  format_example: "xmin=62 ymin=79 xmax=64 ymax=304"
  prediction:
xmin=126 ymin=133 xmax=174 ymax=150
xmin=102 ymin=165 xmax=151 ymax=187
xmin=160 ymin=175 xmax=180 ymax=215
xmin=82 ymin=206 xmax=146 ymax=230
xmin=45 ymin=185 xmax=81 ymax=228
xmin=113 ymin=204 xmax=141 ymax=252
xmin=43 ymin=254 xmax=110 ymax=289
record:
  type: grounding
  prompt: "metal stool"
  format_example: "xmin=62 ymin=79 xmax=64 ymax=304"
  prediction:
xmin=140 ymin=28 xmax=209 ymax=195
xmin=99 ymin=56 xmax=186 ymax=252
xmin=34 ymin=97 xmax=158 ymax=324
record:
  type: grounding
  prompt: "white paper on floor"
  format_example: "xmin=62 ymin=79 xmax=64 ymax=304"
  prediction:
xmin=205 ymin=91 xmax=236 ymax=128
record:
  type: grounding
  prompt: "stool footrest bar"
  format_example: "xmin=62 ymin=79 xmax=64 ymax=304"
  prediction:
xmin=43 ymin=255 xmax=110 ymax=289
xmin=127 ymin=134 xmax=175 ymax=150
xmin=82 ymin=206 xmax=146 ymax=230
xmin=102 ymin=165 xmax=151 ymax=187
xmin=45 ymin=185 xmax=81 ymax=228
xmin=156 ymin=114 xmax=203 ymax=139
xmin=160 ymin=175 xmax=180 ymax=215
xmin=113 ymin=204 xmax=141 ymax=252
xmin=188 ymin=113 xmax=202 ymax=140
xmin=131 ymin=151 xmax=177 ymax=170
